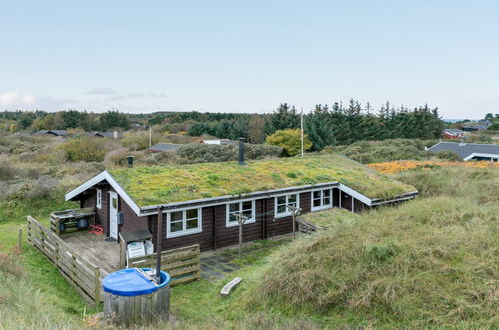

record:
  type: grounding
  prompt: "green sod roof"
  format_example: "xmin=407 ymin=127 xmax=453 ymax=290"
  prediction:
xmin=109 ymin=154 xmax=416 ymax=207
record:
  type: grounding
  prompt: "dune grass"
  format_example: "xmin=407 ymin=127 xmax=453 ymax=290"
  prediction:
xmin=238 ymin=167 xmax=498 ymax=327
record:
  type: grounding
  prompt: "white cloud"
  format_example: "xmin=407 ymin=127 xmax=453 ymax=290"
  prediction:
xmin=0 ymin=92 xmax=36 ymax=106
xmin=86 ymin=88 xmax=117 ymax=95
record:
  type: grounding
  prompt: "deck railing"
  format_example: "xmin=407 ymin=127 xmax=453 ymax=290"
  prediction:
xmin=27 ymin=216 xmax=104 ymax=306
xmin=127 ymin=244 xmax=200 ymax=286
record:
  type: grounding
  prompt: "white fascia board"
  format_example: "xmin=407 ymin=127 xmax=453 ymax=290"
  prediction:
xmin=65 ymin=170 xmax=142 ymax=216
xmin=426 ymin=142 xmax=442 ymax=151
xmin=338 ymin=184 xmax=372 ymax=206
xmin=463 ymin=153 xmax=499 ymax=161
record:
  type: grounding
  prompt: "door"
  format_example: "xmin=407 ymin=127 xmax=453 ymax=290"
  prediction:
xmin=109 ymin=191 xmax=118 ymax=239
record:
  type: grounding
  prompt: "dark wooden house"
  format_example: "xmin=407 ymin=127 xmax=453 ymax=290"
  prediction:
xmin=65 ymin=155 xmax=417 ymax=252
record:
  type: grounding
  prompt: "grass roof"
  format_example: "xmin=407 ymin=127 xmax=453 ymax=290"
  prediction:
xmin=109 ymin=154 xmax=416 ymax=207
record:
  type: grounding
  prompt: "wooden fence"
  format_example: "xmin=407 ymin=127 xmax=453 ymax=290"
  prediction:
xmin=127 ymin=244 xmax=200 ymax=286
xmin=27 ymin=216 xmax=103 ymax=306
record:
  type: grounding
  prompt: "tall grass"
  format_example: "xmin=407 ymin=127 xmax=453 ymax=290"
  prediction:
xmin=0 ymin=250 xmax=82 ymax=330
xmin=241 ymin=167 xmax=498 ymax=327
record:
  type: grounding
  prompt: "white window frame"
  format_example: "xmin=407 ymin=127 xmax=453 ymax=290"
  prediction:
xmin=311 ymin=188 xmax=333 ymax=211
xmin=96 ymin=188 xmax=102 ymax=209
xmin=226 ymin=199 xmax=256 ymax=227
xmin=166 ymin=207 xmax=202 ymax=238
xmin=274 ymin=193 xmax=300 ymax=218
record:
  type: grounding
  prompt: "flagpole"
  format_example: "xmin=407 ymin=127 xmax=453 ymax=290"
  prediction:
xmin=301 ymin=108 xmax=304 ymax=157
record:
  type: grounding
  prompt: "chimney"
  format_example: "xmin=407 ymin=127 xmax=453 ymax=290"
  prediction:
xmin=238 ymin=137 xmax=246 ymax=165
xmin=126 ymin=155 xmax=135 ymax=168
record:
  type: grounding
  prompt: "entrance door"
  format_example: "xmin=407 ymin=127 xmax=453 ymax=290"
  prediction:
xmin=109 ymin=191 xmax=118 ymax=239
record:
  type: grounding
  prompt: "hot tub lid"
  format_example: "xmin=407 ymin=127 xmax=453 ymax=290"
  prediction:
xmin=103 ymin=268 xmax=159 ymax=296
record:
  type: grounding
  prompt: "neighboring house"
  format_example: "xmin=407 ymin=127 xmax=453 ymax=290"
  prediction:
xmin=35 ymin=129 xmax=67 ymax=137
xmin=147 ymin=143 xmax=182 ymax=153
xmin=442 ymin=129 xmax=464 ymax=140
xmin=199 ymin=139 xmax=236 ymax=145
xmin=65 ymin=154 xmax=417 ymax=252
xmin=428 ymin=142 xmax=499 ymax=161
xmin=93 ymin=131 xmax=123 ymax=139
xmin=462 ymin=120 xmax=492 ymax=131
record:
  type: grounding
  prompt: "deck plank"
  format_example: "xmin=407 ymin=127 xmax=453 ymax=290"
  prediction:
xmin=61 ymin=232 xmax=120 ymax=276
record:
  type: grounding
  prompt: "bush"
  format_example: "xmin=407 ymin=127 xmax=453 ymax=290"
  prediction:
xmin=57 ymin=137 xmax=106 ymax=162
xmin=104 ymin=147 xmax=130 ymax=167
xmin=435 ymin=150 xmax=461 ymax=161
xmin=242 ymin=143 xmax=282 ymax=160
xmin=177 ymin=143 xmax=234 ymax=163
xmin=121 ymin=134 xmax=157 ymax=151
xmin=324 ymin=139 xmax=437 ymax=163
xmin=177 ymin=143 xmax=282 ymax=164
xmin=0 ymin=159 xmax=20 ymax=180
xmin=265 ymin=129 xmax=312 ymax=156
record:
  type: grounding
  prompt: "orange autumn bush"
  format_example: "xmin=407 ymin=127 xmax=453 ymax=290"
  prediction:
xmin=369 ymin=160 xmax=499 ymax=174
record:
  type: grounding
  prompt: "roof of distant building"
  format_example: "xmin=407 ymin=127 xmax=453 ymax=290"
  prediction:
xmin=428 ymin=142 xmax=499 ymax=160
xmin=147 ymin=143 xmax=182 ymax=152
xmin=36 ymin=129 xmax=67 ymax=136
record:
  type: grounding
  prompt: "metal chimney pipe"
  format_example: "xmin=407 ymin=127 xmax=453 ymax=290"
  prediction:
xmin=238 ymin=138 xmax=246 ymax=165
xmin=126 ymin=155 xmax=134 ymax=168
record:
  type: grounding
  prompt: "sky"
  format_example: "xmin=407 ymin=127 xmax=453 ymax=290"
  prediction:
xmin=1 ymin=1 xmax=498 ymax=119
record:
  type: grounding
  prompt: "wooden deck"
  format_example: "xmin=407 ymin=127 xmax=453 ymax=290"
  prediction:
xmin=61 ymin=232 xmax=120 ymax=276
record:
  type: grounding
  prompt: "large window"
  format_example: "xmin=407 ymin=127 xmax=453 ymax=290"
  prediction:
xmin=166 ymin=208 xmax=202 ymax=238
xmin=226 ymin=200 xmax=255 ymax=227
xmin=275 ymin=193 xmax=299 ymax=218
xmin=96 ymin=189 xmax=102 ymax=209
xmin=311 ymin=188 xmax=332 ymax=211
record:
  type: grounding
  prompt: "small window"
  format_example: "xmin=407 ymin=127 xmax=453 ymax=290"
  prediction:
xmin=96 ymin=189 xmax=102 ymax=209
xmin=275 ymin=193 xmax=299 ymax=218
xmin=226 ymin=200 xmax=256 ymax=227
xmin=311 ymin=189 xmax=333 ymax=211
xmin=166 ymin=208 xmax=202 ymax=238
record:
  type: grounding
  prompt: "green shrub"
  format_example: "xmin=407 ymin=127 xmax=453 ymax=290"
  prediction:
xmin=435 ymin=150 xmax=461 ymax=161
xmin=0 ymin=159 xmax=20 ymax=180
xmin=177 ymin=143 xmax=282 ymax=164
xmin=323 ymin=139 xmax=437 ymax=163
xmin=265 ymin=129 xmax=312 ymax=156
xmin=57 ymin=137 xmax=105 ymax=162
xmin=121 ymin=134 xmax=158 ymax=151
xmin=177 ymin=143 xmax=234 ymax=163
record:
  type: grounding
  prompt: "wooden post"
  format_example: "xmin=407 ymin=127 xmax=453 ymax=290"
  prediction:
xmin=287 ymin=206 xmax=302 ymax=239
xmin=233 ymin=214 xmax=249 ymax=258
xmin=351 ymin=196 xmax=354 ymax=213
xmin=18 ymin=228 xmax=22 ymax=250
xmin=155 ymin=206 xmax=163 ymax=283
xmin=94 ymin=266 xmax=101 ymax=306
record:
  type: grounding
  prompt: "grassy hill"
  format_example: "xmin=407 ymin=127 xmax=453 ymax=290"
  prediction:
xmin=238 ymin=166 xmax=498 ymax=327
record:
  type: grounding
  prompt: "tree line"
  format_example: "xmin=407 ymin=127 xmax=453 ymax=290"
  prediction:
xmin=0 ymin=110 xmax=132 ymax=132
xmin=188 ymin=100 xmax=444 ymax=151
xmin=1 ymin=99 xmax=444 ymax=151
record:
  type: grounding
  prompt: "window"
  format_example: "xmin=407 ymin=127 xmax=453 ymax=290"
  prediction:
xmin=96 ymin=189 xmax=102 ymax=209
xmin=275 ymin=193 xmax=299 ymax=218
xmin=166 ymin=208 xmax=202 ymax=238
xmin=226 ymin=200 xmax=255 ymax=227
xmin=311 ymin=188 xmax=332 ymax=211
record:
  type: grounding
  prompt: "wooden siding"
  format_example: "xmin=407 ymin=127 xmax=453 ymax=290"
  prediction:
xmin=119 ymin=195 xmax=149 ymax=233
xmin=78 ymin=182 xmax=370 ymax=252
